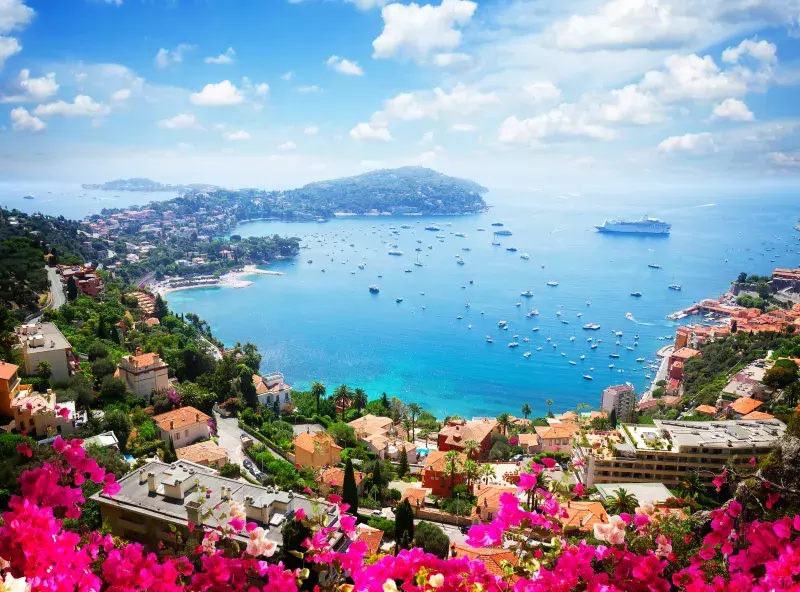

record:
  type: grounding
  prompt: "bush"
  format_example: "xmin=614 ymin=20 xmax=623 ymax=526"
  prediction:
xmin=86 ymin=342 xmax=110 ymax=362
xmin=90 ymin=357 xmax=115 ymax=382
xmin=219 ymin=463 xmax=241 ymax=478
xmin=100 ymin=376 xmax=127 ymax=402
xmin=764 ymin=365 xmax=798 ymax=389
xmin=327 ymin=422 xmax=357 ymax=448
xmin=367 ymin=516 xmax=395 ymax=540
xmin=414 ymin=521 xmax=450 ymax=559
xmin=387 ymin=488 xmax=402 ymax=501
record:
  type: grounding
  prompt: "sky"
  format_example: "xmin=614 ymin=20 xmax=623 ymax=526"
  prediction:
xmin=1 ymin=0 xmax=800 ymax=191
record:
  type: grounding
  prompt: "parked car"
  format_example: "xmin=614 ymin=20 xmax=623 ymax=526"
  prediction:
xmin=243 ymin=459 xmax=253 ymax=470
xmin=369 ymin=509 xmax=381 ymax=517
xmin=509 ymin=454 xmax=524 ymax=462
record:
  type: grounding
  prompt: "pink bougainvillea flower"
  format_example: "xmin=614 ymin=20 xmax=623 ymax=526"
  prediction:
xmin=16 ymin=443 xmax=32 ymax=458
xmin=295 ymin=508 xmax=307 ymax=521
xmin=572 ymin=482 xmax=585 ymax=498
xmin=748 ymin=457 xmax=756 ymax=466
xmin=327 ymin=494 xmax=342 ymax=504
xmin=57 ymin=406 xmax=71 ymax=420
xmin=540 ymin=457 xmax=557 ymax=469
xmin=712 ymin=470 xmax=727 ymax=492
xmin=766 ymin=492 xmax=781 ymax=509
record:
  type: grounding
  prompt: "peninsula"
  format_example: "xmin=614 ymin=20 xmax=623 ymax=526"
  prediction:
xmin=82 ymin=177 xmax=221 ymax=193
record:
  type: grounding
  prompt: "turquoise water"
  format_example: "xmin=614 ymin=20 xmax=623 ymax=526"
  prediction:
xmin=164 ymin=190 xmax=800 ymax=419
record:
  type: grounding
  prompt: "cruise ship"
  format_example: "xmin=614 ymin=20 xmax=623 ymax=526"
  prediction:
xmin=595 ymin=216 xmax=671 ymax=234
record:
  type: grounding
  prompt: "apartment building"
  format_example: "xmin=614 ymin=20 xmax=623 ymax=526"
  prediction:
xmin=16 ymin=322 xmax=73 ymax=382
xmin=600 ymin=384 xmax=636 ymax=423
xmin=91 ymin=460 xmax=337 ymax=554
xmin=577 ymin=419 xmax=785 ymax=488
xmin=116 ymin=349 xmax=169 ymax=399
xmin=153 ymin=406 xmax=210 ymax=449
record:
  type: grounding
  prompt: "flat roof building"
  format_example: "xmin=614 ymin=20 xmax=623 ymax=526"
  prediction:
xmin=16 ymin=322 xmax=73 ymax=382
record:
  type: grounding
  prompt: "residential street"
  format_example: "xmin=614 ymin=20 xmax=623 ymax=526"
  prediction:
xmin=414 ymin=519 xmax=468 ymax=545
xmin=47 ymin=266 xmax=65 ymax=309
xmin=213 ymin=411 xmax=245 ymax=465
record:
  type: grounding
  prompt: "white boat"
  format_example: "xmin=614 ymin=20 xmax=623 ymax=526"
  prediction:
xmin=388 ymin=250 xmax=403 ymax=256
xmin=537 ymin=346 xmax=543 ymax=351
xmin=576 ymin=313 xmax=582 ymax=317
xmin=616 ymin=331 xmax=623 ymax=337
xmin=509 ymin=342 xmax=519 ymax=348
xmin=523 ymin=337 xmax=530 ymax=342
xmin=610 ymin=353 xmax=620 ymax=358
xmin=468 ymin=324 xmax=472 ymax=329
xmin=569 ymin=360 xmax=576 ymax=365
xmin=556 ymin=310 xmax=562 ymax=316
xmin=523 ymin=352 xmax=531 ymax=358
xmin=561 ymin=320 xmax=569 ymax=324
xmin=532 ymin=327 xmax=539 ymax=332
xmin=609 ymin=364 xmax=615 ymax=368
xmin=587 ymin=338 xmax=593 ymax=342
xmin=580 ymin=355 xmax=585 ymax=360
xmin=626 ymin=346 xmax=635 ymax=351
xmin=547 ymin=281 xmax=559 ymax=286
xmin=520 ymin=290 xmax=534 ymax=297
xmin=455 ymin=232 xmax=467 ymax=237
xmin=636 ymin=357 xmax=645 ymax=362
xmin=569 ymin=336 xmax=575 ymax=341
xmin=457 ymin=259 xmax=465 ymax=265
xmin=486 ymin=336 xmax=494 ymax=343
xmin=358 ymin=263 xmax=366 ymax=269
xmin=546 ymin=337 xmax=551 ymax=342
xmin=520 ymin=253 xmax=531 ymax=260
xmin=516 ymin=302 xmax=522 ymax=307
xmin=583 ymin=375 xmax=593 ymax=380
xmin=525 ymin=309 xmax=539 ymax=317
xmin=425 ymin=225 xmax=440 ymax=231
xmin=513 ymin=333 xmax=519 ymax=339
xmin=456 ymin=316 xmax=463 ymax=320
xmin=583 ymin=323 xmax=601 ymax=330
xmin=498 ymin=320 xmax=508 ymax=327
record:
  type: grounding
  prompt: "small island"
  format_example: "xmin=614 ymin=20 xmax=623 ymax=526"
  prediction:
xmin=82 ymin=177 xmax=220 ymax=193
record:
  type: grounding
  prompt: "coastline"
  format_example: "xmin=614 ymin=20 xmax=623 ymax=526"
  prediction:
xmin=151 ymin=265 xmax=283 ymax=296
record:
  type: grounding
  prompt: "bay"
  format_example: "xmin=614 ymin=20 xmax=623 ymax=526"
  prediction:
xmin=165 ymin=189 xmax=800 ymax=419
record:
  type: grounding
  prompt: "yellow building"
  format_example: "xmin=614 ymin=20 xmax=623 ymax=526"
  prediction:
xmin=175 ymin=440 xmax=229 ymax=468
xmin=292 ymin=431 xmax=342 ymax=469
xmin=116 ymin=349 xmax=169 ymax=400
xmin=0 ymin=361 xmax=21 ymax=418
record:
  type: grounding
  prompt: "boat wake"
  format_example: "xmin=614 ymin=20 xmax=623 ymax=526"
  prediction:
xmin=625 ymin=314 xmax=653 ymax=326
xmin=690 ymin=203 xmax=716 ymax=209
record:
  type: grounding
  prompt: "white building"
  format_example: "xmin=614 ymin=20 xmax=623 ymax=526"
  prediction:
xmin=11 ymin=389 xmax=80 ymax=439
xmin=16 ymin=323 xmax=73 ymax=382
xmin=116 ymin=349 xmax=169 ymax=400
xmin=254 ymin=372 xmax=293 ymax=411
xmin=153 ymin=406 xmax=210 ymax=449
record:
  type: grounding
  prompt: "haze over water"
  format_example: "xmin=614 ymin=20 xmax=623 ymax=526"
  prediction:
xmin=5 ymin=183 xmax=798 ymax=418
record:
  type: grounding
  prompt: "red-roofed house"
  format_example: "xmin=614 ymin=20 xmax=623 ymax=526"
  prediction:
xmin=450 ymin=544 xmax=518 ymax=577
xmin=695 ymin=405 xmax=717 ymax=417
xmin=316 ymin=466 xmax=365 ymax=497
xmin=437 ymin=418 xmax=499 ymax=458
xmin=728 ymin=397 xmax=763 ymax=418
xmin=471 ymin=485 xmax=517 ymax=522
xmin=117 ymin=348 xmax=169 ymax=399
xmin=153 ymin=406 xmax=210 ymax=448
xmin=354 ymin=524 xmax=384 ymax=555
xmin=668 ymin=348 xmax=701 ymax=380
xmin=293 ymin=431 xmax=342 ymax=469
xmin=741 ymin=410 xmax=775 ymax=421
xmin=533 ymin=424 xmax=575 ymax=454
xmin=253 ymin=372 xmax=293 ymax=412
xmin=560 ymin=501 xmax=609 ymax=533
xmin=421 ymin=450 xmax=466 ymax=498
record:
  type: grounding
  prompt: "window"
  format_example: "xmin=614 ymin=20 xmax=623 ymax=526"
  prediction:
xmin=175 ymin=432 xmax=181 ymax=441
xmin=56 ymin=425 xmax=62 ymax=434
xmin=185 ymin=429 xmax=189 ymax=437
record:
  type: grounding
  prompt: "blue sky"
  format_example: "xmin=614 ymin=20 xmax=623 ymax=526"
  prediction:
xmin=1 ymin=0 xmax=800 ymax=190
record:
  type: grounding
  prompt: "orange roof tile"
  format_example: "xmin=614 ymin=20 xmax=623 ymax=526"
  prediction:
xmin=175 ymin=440 xmax=228 ymax=464
xmin=534 ymin=425 xmax=576 ymax=440
xmin=438 ymin=419 xmax=497 ymax=448
xmin=695 ymin=405 xmax=717 ymax=416
xmin=560 ymin=501 xmax=608 ymax=532
xmin=401 ymin=488 xmax=428 ymax=505
xmin=451 ymin=544 xmax=518 ymax=577
xmin=517 ymin=433 xmax=538 ymax=446
xmin=316 ymin=466 xmax=364 ymax=488
xmin=355 ymin=525 xmax=384 ymax=555
xmin=729 ymin=397 xmax=763 ymax=416
xmin=423 ymin=450 xmax=467 ymax=473
xmin=293 ymin=431 xmax=342 ymax=454
xmin=153 ymin=406 xmax=210 ymax=431
xmin=474 ymin=485 xmax=516 ymax=511
xmin=124 ymin=352 xmax=166 ymax=368
xmin=741 ymin=411 xmax=775 ymax=420
xmin=672 ymin=348 xmax=701 ymax=360
xmin=0 ymin=362 xmax=19 ymax=381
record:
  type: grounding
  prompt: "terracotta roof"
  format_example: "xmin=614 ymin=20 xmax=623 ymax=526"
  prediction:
xmin=123 ymin=352 xmax=166 ymax=369
xmin=672 ymin=347 xmax=702 ymax=360
xmin=560 ymin=501 xmax=608 ymax=531
xmin=741 ymin=411 xmax=775 ymax=420
xmin=423 ymin=450 xmax=466 ymax=473
xmin=451 ymin=544 xmax=518 ymax=577
xmin=400 ymin=487 xmax=428 ymax=505
xmin=474 ymin=485 xmax=516 ymax=512
xmin=348 ymin=414 xmax=393 ymax=435
xmin=534 ymin=425 xmax=575 ymax=440
xmin=252 ymin=374 xmax=291 ymax=395
xmin=695 ymin=405 xmax=717 ymax=416
xmin=517 ymin=433 xmax=538 ymax=447
xmin=729 ymin=397 xmax=763 ymax=416
xmin=589 ymin=411 xmax=608 ymax=420
xmin=144 ymin=317 xmax=160 ymax=327
xmin=175 ymin=440 xmax=228 ymax=464
xmin=662 ymin=395 xmax=682 ymax=407
xmin=316 ymin=466 xmax=364 ymax=488
xmin=153 ymin=406 xmax=210 ymax=431
xmin=0 ymin=362 xmax=19 ymax=381
xmin=355 ymin=524 xmax=384 ymax=555
xmin=560 ymin=411 xmax=579 ymax=423
xmin=293 ymin=431 xmax=342 ymax=454
xmin=438 ymin=418 xmax=497 ymax=448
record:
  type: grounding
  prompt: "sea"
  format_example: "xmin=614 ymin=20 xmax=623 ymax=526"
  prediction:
xmin=3 ymin=181 xmax=799 ymax=419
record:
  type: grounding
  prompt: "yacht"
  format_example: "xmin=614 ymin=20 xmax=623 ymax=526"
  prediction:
xmin=583 ymin=375 xmax=593 ymax=380
xmin=669 ymin=284 xmax=682 ymax=291
xmin=456 ymin=316 xmax=463 ymax=320
xmin=626 ymin=346 xmax=635 ymax=351
xmin=569 ymin=361 xmax=577 ymax=365
xmin=396 ymin=297 xmax=403 ymax=303
xmin=457 ymin=259 xmax=465 ymax=265
xmin=486 ymin=336 xmax=494 ymax=343
xmin=561 ymin=319 xmax=569 ymax=324
xmin=580 ymin=355 xmax=585 ymax=360
xmin=369 ymin=285 xmax=380 ymax=293
xmin=358 ymin=263 xmax=366 ymax=269
xmin=636 ymin=357 xmax=645 ymax=362
xmin=520 ymin=290 xmax=534 ymax=297
xmin=307 ymin=259 xmax=313 ymax=264
xmin=569 ymin=336 xmax=576 ymax=341
xmin=509 ymin=342 xmax=520 ymax=348
xmin=616 ymin=331 xmax=623 ymax=337
xmin=523 ymin=352 xmax=531 ymax=358
xmin=525 ymin=309 xmax=539 ymax=318
xmin=425 ymin=225 xmax=441 ymax=231
xmin=556 ymin=310 xmax=562 ymax=316
xmin=520 ymin=253 xmax=531 ymax=260
xmin=648 ymin=263 xmax=662 ymax=269
xmin=591 ymin=344 xmax=598 ymax=349
xmin=537 ymin=346 xmax=543 ymax=351
xmin=491 ymin=222 xmax=504 ymax=227
xmin=506 ymin=247 xmax=518 ymax=252
xmin=547 ymin=281 xmax=559 ymax=287
xmin=516 ymin=302 xmax=522 ymax=307
xmin=388 ymin=250 xmax=403 ymax=256
xmin=455 ymin=232 xmax=467 ymax=237
xmin=609 ymin=364 xmax=615 ymax=368
xmin=532 ymin=327 xmax=540 ymax=332
xmin=630 ymin=292 xmax=642 ymax=297
xmin=498 ymin=320 xmax=508 ymax=328
xmin=495 ymin=229 xmax=513 ymax=236
xmin=576 ymin=313 xmax=582 ymax=317
xmin=523 ymin=337 xmax=530 ymax=342
xmin=404 ymin=269 xmax=412 ymax=273
xmin=609 ymin=353 xmax=620 ymax=358
xmin=583 ymin=323 xmax=601 ymax=330
xmin=400 ymin=224 xmax=412 ymax=229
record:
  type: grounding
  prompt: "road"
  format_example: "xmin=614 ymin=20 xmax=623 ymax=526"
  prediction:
xmin=414 ymin=519 xmax=467 ymax=545
xmin=46 ymin=267 xmax=65 ymax=309
xmin=214 ymin=411 xmax=245 ymax=465
xmin=639 ymin=345 xmax=673 ymax=404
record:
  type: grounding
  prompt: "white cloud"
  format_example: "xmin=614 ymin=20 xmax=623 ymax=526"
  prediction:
xmin=0 ymin=35 xmax=21 ymax=69
xmin=33 ymin=95 xmax=110 ymax=118
xmin=522 ymin=81 xmax=561 ymax=103
xmin=190 ymin=80 xmax=245 ymax=106
xmin=657 ymin=132 xmax=717 ymax=154
xmin=499 ymin=110 xmax=617 ymax=144
xmin=551 ymin=0 xmax=702 ymax=51
xmin=0 ymin=0 xmax=34 ymax=34
xmin=595 ymin=84 xmax=665 ymax=124
xmin=373 ymin=0 xmax=477 ymax=64
xmin=223 ymin=130 xmax=251 ymax=141
xmin=722 ymin=38 xmax=777 ymax=65
xmin=770 ymin=152 xmax=800 ymax=167
xmin=296 ymin=85 xmax=321 ymax=93
xmin=10 ymin=106 xmax=44 ymax=131
xmin=278 ymin=141 xmax=297 ymax=150
xmin=281 ymin=71 xmax=294 ymax=81
xmin=374 ymin=83 xmax=498 ymax=123
xmin=304 ymin=125 xmax=319 ymax=135
xmin=110 ymin=88 xmax=132 ymax=102
xmin=156 ymin=113 xmax=203 ymax=130
xmin=419 ymin=131 xmax=434 ymax=146
xmin=350 ymin=121 xmax=392 ymax=141
xmin=450 ymin=123 xmax=477 ymax=132
xmin=204 ymin=47 xmax=236 ymax=65
xmin=433 ymin=52 xmax=471 ymax=67
xmin=711 ymin=98 xmax=754 ymax=121
xmin=0 ymin=69 xmax=58 ymax=102
xmin=155 ymin=43 xmax=194 ymax=68
xmin=254 ymin=83 xmax=270 ymax=96
xmin=326 ymin=55 xmax=364 ymax=76
xmin=639 ymin=53 xmax=749 ymax=101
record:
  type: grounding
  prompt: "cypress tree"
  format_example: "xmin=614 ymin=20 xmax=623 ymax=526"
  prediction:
xmin=66 ymin=276 xmax=78 ymax=300
xmin=397 ymin=448 xmax=410 ymax=478
xmin=372 ymin=460 xmax=385 ymax=489
xmin=154 ymin=294 xmax=169 ymax=320
xmin=240 ymin=369 xmax=258 ymax=409
xmin=609 ymin=408 xmax=617 ymax=428
xmin=394 ymin=499 xmax=414 ymax=553
xmin=342 ymin=458 xmax=359 ymax=515
xmin=97 ymin=316 xmax=107 ymax=340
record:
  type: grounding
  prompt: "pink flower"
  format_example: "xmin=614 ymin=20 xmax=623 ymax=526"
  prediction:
xmin=517 ymin=472 xmax=538 ymax=491
xmin=57 ymin=406 xmax=70 ymax=420
xmin=327 ymin=494 xmax=342 ymax=504
xmin=766 ymin=492 xmax=781 ymax=509
xmin=16 ymin=443 xmax=32 ymax=458
xmin=712 ymin=470 xmax=727 ymax=492
xmin=572 ymin=482 xmax=585 ymax=498
xmin=728 ymin=500 xmax=742 ymax=518
xmin=246 ymin=527 xmax=278 ymax=558
xmin=340 ymin=515 xmax=356 ymax=537
xmin=541 ymin=457 xmax=556 ymax=469
xmin=748 ymin=457 xmax=756 ymax=466
xmin=295 ymin=508 xmax=307 ymax=521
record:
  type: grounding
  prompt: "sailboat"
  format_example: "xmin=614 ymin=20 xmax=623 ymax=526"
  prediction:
xmin=414 ymin=253 xmax=423 ymax=267
xmin=491 ymin=232 xmax=501 ymax=246
xmin=668 ymin=276 xmax=682 ymax=290
xmin=647 ymin=249 xmax=661 ymax=269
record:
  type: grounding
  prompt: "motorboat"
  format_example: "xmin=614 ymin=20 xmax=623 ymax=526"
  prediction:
xmin=630 ymin=292 xmax=642 ymax=297
xmin=569 ymin=336 xmax=575 ymax=341
xmin=369 ymin=285 xmax=380 ymax=293
xmin=648 ymin=263 xmax=662 ymax=269
xmin=498 ymin=320 xmax=508 ymax=327
xmin=457 ymin=259 xmax=466 ymax=265
xmin=609 ymin=364 xmax=615 ymax=368
xmin=569 ymin=361 xmax=576 ymax=365
xmin=636 ymin=357 xmax=645 ymax=362
xmin=520 ymin=290 xmax=534 ymax=297
xmin=580 ymin=354 xmax=585 ymax=360
xmin=404 ymin=269 xmax=413 ymax=273
xmin=576 ymin=313 xmax=582 ymax=317
xmin=520 ymin=253 xmax=531 ymax=260
xmin=388 ymin=250 xmax=403 ymax=256
xmin=561 ymin=319 xmax=569 ymax=324
xmin=547 ymin=281 xmax=559 ymax=286
xmin=491 ymin=222 xmax=504 ymax=227
xmin=616 ymin=331 xmax=623 ymax=337
xmin=523 ymin=337 xmax=530 ymax=342
xmin=307 ymin=259 xmax=313 ymax=264
xmin=506 ymin=247 xmax=518 ymax=252
xmin=537 ymin=346 xmax=543 ymax=351
xmin=583 ymin=323 xmax=601 ymax=330
xmin=516 ymin=302 xmax=522 ymax=307
xmin=532 ymin=327 xmax=539 ymax=331
xmin=525 ymin=309 xmax=540 ymax=318
xmin=455 ymin=232 xmax=467 ymax=237
xmin=626 ymin=346 xmax=635 ymax=351
xmin=546 ymin=337 xmax=551 ymax=342
xmin=486 ymin=336 xmax=494 ymax=343
xmin=425 ymin=225 xmax=441 ymax=231
xmin=669 ymin=284 xmax=682 ymax=290
xmin=456 ymin=315 xmax=463 ymax=320
xmin=396 ymin=298 xmax=403 ymax=303
xmin=509 ymin=342 xmax=520 ymax=348
xmin=609 ymin=353 xmax=620 ymax=358
xmin=523 ymin=352 xmax=531 ymax=358
xmin=583 ymin=375 xmax=593 ymax=380
xmin=556 ymin=310 xmax=562 ymax=316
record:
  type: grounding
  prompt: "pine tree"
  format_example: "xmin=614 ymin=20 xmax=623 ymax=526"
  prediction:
xmin=342 ymin=458 xmax=359 ymax=515
xmin=97 ymin=316 xmax=107 ymax=340
xmin=610 ymin=408 xmax=617 ymax=428
xmin=154 ymin=294 xmax=169 ymax=320
xmin=240 ymin=368 xmax=258 ymax=409
xmin=372 ymin=459 xmax=385 ymax=489
xmin=66 ymin=276 xmax=78 ymax=301
xmin=394 ymin=499 xmax=414 ymax=553
xmin=397 ymin=448 xmax=410 ymax=478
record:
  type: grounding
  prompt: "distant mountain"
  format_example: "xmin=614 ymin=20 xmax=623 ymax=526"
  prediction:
xmin=82 ymin=178 xmax=220 ymax=193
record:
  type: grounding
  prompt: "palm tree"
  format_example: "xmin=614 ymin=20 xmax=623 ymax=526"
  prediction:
xmin=352 ymin=388 xmax=367 ymax=412
xmin=332 ymin=384 xmax=352 ymax=418
xmin=677 ymin=471 xmax=705 ymax=500
xmin=603 ymin=488 xmax=639 ymax=515
xmin=443 ymin=451 xmax=462 ymax=493
xmin=407 ymin=402 xmax=422 ymax=442
xmin=496 ymin=413 xmax=512 ymax=436
xmin=310 ymin=382 xmax=326 ymax=416
xmin=401 ymin=418 xmax=412 ymax=442
xmin=479 ymin=463 xmax=495 ymax=484
xmin=462 ymin=459 xmax=480 ymax=491
xmin=462 ymin=439 xmax=480 ymax=460
xmin=521 ymin=403 xmax=532 ymax=420
xmin=545 ymin=398 xmax=554 ymax=416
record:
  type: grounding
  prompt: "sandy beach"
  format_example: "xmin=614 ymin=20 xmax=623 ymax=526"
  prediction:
xmin=151 ymin=265 xmax=283 ymax=296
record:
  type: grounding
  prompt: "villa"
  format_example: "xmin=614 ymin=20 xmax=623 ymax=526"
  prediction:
xmin=315 ymin=466 xmax=365 ymax=497
xmin=254 ymin=372 xmax=294 ymax=412
xmin=153 ymin=406 xmax=210 ymax=449
xmin=116 ymin=349 xmax=169 ymax=400
xmin=175 ymin=440 xmax=229 ymax=469
xmin=421 ymin=450 xmax=466 ymax=498
xmin=437 ymin=418 xmax=499 ymax=458
xmin=292 ymin=431 xmax=342 ymax=469
xmin=471 ymin=485 xmax=516 ymax=523
xmin=11 ymin=388 xmax=80 ymax=439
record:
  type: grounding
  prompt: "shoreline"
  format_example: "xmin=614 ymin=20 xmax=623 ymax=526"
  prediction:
xmin=150 ymin=265 xmax=283 ymax=296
